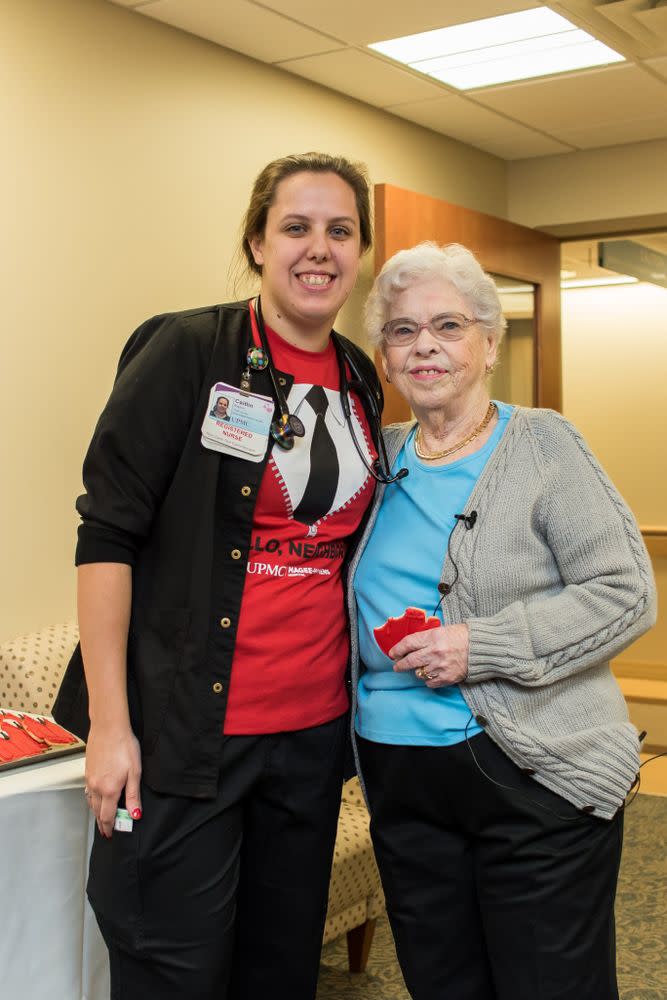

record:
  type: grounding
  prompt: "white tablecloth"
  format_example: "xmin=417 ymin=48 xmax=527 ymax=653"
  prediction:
xmin=0 ymin=753 xmax=110 ymax=999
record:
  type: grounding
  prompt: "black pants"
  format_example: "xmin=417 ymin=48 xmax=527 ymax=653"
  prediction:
xmin=89 ymin=715 xmax=347 ymax=1000
xmin=358 ymin=733 xmax=623 ymax=1000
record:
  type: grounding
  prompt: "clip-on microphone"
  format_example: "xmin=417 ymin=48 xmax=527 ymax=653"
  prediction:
xmin=455 ymin=511 xmax=477 ymax=530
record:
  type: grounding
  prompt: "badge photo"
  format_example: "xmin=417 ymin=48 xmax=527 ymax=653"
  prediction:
xmin=201 ymin=381 xmax=274 ymax=462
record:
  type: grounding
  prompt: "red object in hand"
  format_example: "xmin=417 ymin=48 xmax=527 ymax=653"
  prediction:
xmin=373 ymin=607 xmax=441 ymax=657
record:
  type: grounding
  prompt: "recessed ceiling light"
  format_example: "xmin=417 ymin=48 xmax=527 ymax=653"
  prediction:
xmin=495 ymin=283 xmax=534 ymax=294
xmin=561 ymin=276 xmax=638 ymax=289
xmin=369 ymin=8 xmax=624 ymax=90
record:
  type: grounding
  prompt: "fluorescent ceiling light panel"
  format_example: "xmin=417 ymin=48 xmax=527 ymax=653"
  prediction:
xmin=369 ymin=8 xmax=624 ymax=90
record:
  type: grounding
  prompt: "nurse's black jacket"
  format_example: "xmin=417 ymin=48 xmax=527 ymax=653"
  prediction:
xmin=53 ymin=300 xmax=382 ymax=798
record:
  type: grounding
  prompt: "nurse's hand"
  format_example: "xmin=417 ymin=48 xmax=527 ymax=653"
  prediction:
xmin=390 ymin=623 xmax=470 ymax=688
xmin=85 ymin=722 xmax=142 ymax=838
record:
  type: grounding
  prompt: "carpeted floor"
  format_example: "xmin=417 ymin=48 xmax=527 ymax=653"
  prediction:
xmin=317 ymin=793 xmax=667 ymax=1000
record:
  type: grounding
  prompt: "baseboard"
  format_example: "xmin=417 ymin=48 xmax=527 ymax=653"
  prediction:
xmin=641 ymin=531 xmax=667 ymax=559
xmin=612 ymin=659 xmax=667 ymax=682
xmin=618 ymin=677 xmax=667 ymax=705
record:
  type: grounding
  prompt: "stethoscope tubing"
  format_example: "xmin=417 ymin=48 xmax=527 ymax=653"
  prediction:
xmin=244 ymin=298 xmax=406 ymax=485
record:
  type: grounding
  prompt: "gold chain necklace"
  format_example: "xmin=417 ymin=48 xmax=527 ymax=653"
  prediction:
xmin=415 ymin=401 xmax=496 ymax=461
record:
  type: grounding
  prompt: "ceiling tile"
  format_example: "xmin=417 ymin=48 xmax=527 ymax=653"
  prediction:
xmin=387 ymin=95 xmax=573 ymax=158
xmin=548 ymin=114 xmax=667 ymax=149
xmin=473 ymin=64 xmax=667 ymax=130
xmin=590 ymin=0 xmax=659 ymax=54
xmin=108 ymin=0 xmax=667 ymax=156
xmin=633 ymin=5 xmax=667 ymax=35
xmin=646 ymin=56 xmax=667 ymax=80
xmin=472 ymin=135 xmax=573 ymax=160
xmin=140 ymin=0 xmax=340 ymax=62
xmin=259 ymin=0 xmax=530 ymax=47
xmin=277 ymin=49 xmax=447 ymax=107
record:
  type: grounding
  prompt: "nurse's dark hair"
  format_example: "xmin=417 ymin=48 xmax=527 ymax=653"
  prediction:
xmin=240 ymin=152 xmax=372 ymax=275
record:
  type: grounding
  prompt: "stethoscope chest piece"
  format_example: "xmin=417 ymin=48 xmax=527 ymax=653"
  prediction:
xmin=270 ymin=412 xmax=305 ymax=449
xmin=271 ymin=414 xmax=297 ymax=450
xmin=287 ymin=413 xmax=305 ymax=437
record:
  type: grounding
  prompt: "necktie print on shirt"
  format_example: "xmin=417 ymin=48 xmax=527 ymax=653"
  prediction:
xmin=270 ymin=384 xmax=372 ymax=535
xmin=292 ymin=386 xmax=338 ymax=527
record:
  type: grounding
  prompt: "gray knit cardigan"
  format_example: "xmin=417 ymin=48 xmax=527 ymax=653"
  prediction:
xmin=346 ymin=407 xmax=657 ymax=819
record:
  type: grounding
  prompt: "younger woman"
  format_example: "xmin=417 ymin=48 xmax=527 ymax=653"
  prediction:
xmin=55 ymin=152 xmax=383 ymax=1000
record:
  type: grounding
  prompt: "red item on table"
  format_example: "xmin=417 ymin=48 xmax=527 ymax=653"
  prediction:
xmin=0 ymin=730 xmax=19 ymax=762
xmin=5 ymin=711 xmax=79 ymax=746
xmin=373 ymin=607 xmax=441 ymax=657
xmin=0 ymin=709 xmax=85 ymax=770
xmin=0 ymin=718 xmax=48 ymax=760
xmin=0 ymin=710 xmax=81 ymax=766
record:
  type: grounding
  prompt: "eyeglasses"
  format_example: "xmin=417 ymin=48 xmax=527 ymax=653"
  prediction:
xmin=381 ymin=312 xmax=478 ymax=347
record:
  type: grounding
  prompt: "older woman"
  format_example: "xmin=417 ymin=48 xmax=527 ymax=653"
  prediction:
xmin=349 ymin=242 xmax=656 ymax=1000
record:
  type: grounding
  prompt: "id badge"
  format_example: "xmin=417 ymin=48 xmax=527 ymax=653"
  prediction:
xmin=201 ymin=381 xmax=274 ymax=461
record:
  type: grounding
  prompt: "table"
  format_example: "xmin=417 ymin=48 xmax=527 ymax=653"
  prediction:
xmin=0 ymin=753 xmax=109 ymax=998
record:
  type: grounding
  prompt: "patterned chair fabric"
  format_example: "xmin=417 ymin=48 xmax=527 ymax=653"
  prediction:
xmin=0 ymin=623 xmax=384 ymax=965
xmin=0 ymin=621 xmax=79 ymax=715
xmin=324 ymin=776 xmax=384 ymax=946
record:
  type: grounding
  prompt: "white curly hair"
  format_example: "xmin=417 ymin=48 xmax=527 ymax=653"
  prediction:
xmin=364 ymin=242 xmax=507 ymax=347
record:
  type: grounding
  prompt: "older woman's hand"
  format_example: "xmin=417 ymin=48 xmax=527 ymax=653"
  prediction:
xmin=390 ymin=623 xmax=470 ymax=688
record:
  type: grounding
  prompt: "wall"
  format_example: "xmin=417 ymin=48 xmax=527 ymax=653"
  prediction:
xmin=561 ymin=281 xmax=667 ymax=666
xmin=0 ymin=0 xmax=507 ymax=639
xmin=507 ymin=139 xmax=667 ymax=234
xmin=507 ymin=139 xmax=667 ymax=230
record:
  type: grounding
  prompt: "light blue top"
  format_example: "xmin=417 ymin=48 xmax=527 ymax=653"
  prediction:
xmin=354 ymin=401 xmax=513 ymax=745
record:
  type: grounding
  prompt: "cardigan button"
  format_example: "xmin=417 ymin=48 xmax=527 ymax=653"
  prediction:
xmin=219 ymin=617 xmax=231 ymax=629
xmin=212 ymin=682 xmax=223 ymax=694
xmin=475 ymin=715 xmax=488 ymax=727
xmin=231 ymin=549 xmax=242 ymax=560
xmin=241 ymin=486 xmax=251 ymax=497
xmin=521 ymin=767 xmax=536 ymax=776
xmin=581 ymin=805 xmax=596 ymax=814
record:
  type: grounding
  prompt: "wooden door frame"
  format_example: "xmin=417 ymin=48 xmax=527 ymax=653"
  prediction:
xmin=374 ymin=184 xmax=562 ymax=424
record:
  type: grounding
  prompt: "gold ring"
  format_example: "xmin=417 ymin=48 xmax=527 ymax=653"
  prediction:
xmin=426 ymin=672 xmax=437 ymax=681
xmin=415 ymin=668 xmax=426 ymax=680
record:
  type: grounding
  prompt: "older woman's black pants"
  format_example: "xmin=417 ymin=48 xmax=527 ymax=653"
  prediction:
xmin=88 ymin=715 xmax=347 ymax=1000
xmin=358 ymin=733 xmax=623 ymax=1000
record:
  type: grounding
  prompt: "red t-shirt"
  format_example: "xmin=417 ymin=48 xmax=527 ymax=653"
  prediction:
xmin=223 ymin=325 xmax=376 ymax=734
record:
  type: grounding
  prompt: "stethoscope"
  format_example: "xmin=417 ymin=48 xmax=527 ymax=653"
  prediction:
xmin=245 ymin=297 xmax=407 ymax=485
